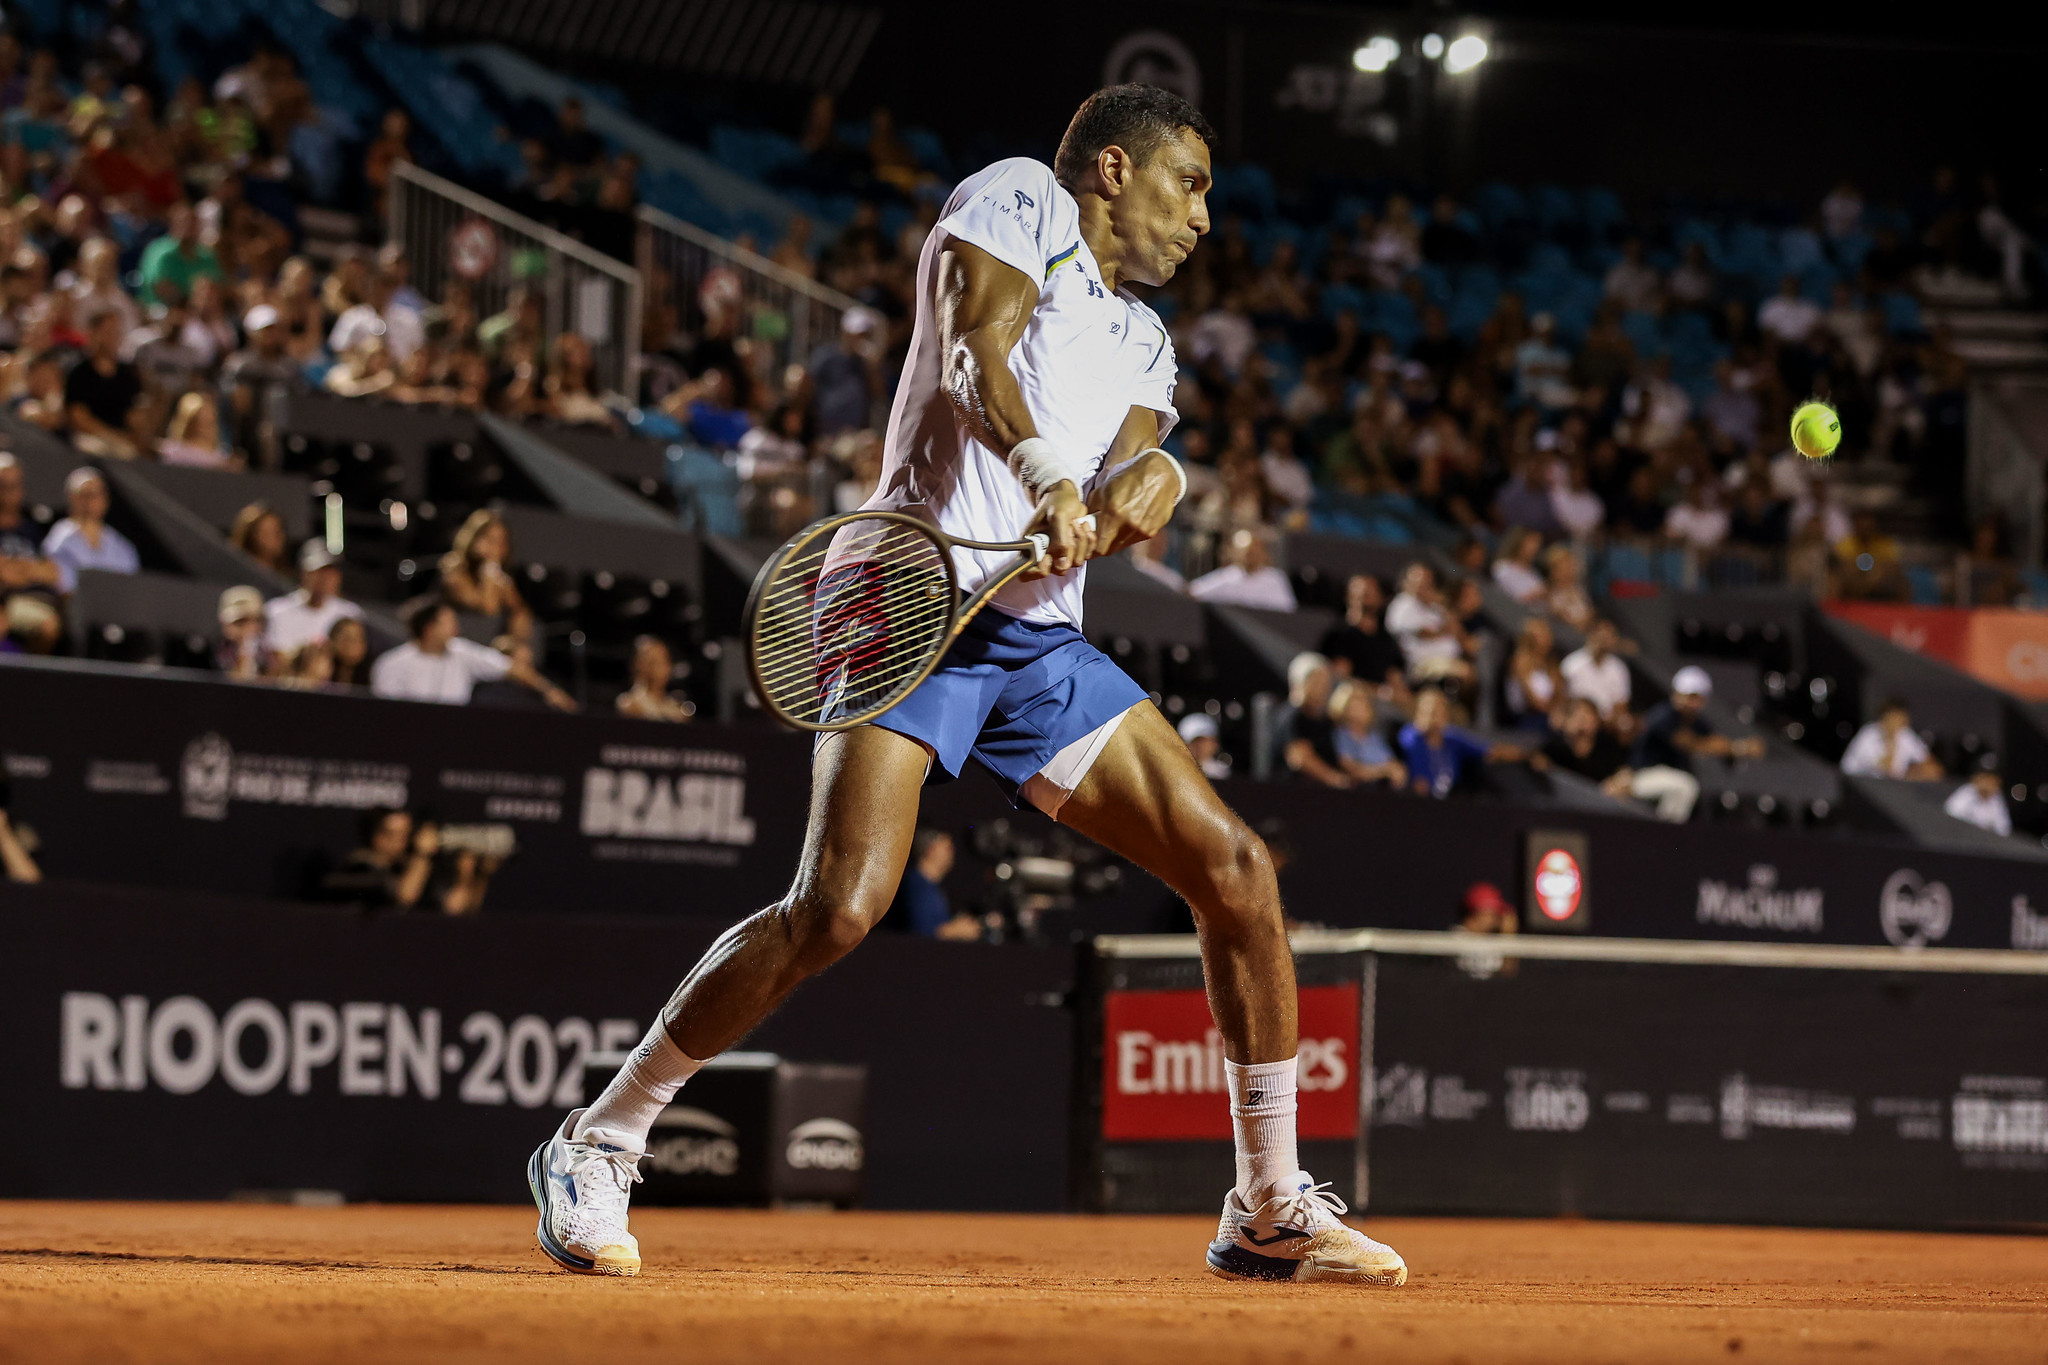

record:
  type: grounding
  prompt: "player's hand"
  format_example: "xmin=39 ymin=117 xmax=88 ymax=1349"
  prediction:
xmin=1021 ymin=481 xmax=1096 ymax=579
xmin=1088 ymin=451 xmax=1181 ymax=559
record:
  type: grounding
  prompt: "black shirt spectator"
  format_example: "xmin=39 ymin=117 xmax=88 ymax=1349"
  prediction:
xmin=547 ymin=98 xmax=605 ymax=171
xmin=1543 ymin=725 xmax=1628 ymax=782
xmin=1634 ymin=701 xmax=1714 ymax=773
xmin=64 ymin=314 xmax=144 ymax=446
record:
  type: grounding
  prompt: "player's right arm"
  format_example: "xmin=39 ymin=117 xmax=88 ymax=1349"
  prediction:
xmin=933 ymin=237 xmax=1096 ymax=577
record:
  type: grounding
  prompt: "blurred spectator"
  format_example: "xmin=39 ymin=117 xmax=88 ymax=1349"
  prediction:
xmin=1550 ymin=460 xmax=1606 ymax=539
xmin=0 ymin=452 xmax=60 ymax=651
xmin=1631 ymin=667 xmax=1763 ymax=819
xmin=1560 ymin=618 xmax=1631 ymax=723
xmin=328 ymin=615 xmax=372 ymax=687
xmin=1539 ymin=696 xmax=1635 ymax=803
xmin=1189 ymin=528 xmax=1295 ymax=610
xmin=1791 ymin=472 xmax=1852 ymax=546
xmin=1490 ymin=529 xmax=1546 ymax=605
xmin=64 ymin=309 xmax=145 ymax=456
xmin=1397 ymin=687 xmax=1527 ymax=797
xmin=1329 ymin=679 xmax=1405 ymax=787
xmin=1945 ymin=765 xmax=2012 ymax=837
xmin=371 ymin=596 xmax=574 ymax=709
xmin=158 ymin=391 xmax=228 ymax=466
xmin=888 ymin=827 xmax=977 ymax=939
xmin=1458 ymin=882 xmax=1517 ymax=934
xmin=1603 ymin=239 xmax=1662 ymax=313
xmin=228 ymin=502 xmax=292 ymax=576
xmin=280 ymin=639 xmax=336 ymax=689
xmin=1960 ymin=513 xmax=2021 ymax=607
xmin=438 ymin=509 xmax=534 ymax=641
xmin=42 ymin=467 xmax=138 ymax=590
xmin=616 ymin=635 xmax=696 ymax=722
xmin=214 ymin=585 xmax=273 ymax=680
xmin=810 ymin=307 xmax=880 ymax=435
xmin=1178 ymin=712 xmax=1232 ymax=781
xmin=1542 ymin=545 xmax=1596 ymax=632
xmin=1726 ymin=479 xmax=1790 ymax=549
xmin=1757 ymin=276 xmax=1822 ymax=345
xmin=67 ymin=237 xmax=138 ymax=336
xmin=1839 ymin=698 xmax=1943 ymax=781
xmin=1318 ymin=573 xmax=1408 ymax=704
xmin=547 ymin=96 xmax=605 ymax=171
xmin=1127 ymin=533 xmax=1186 ymax=591
xmin=1664 ymin=480 xmax=1730 ymax=551
xmin=135 ymin=203 xmax=222 ymax=306
xmin=329 ymin=262 xmax=424 ymax=363
xmin=1834 ymin=510 xmax=1906 ymax=601
xmin=363 ymin=109 xmax=413 ymax=218
xmin=1504 ymin=617 xmax=1565 ymax=732
xmin=1283 ymin=651 xmax=1349 ymax=788
xmin=1386 ymin=561 xmax=1473 ymax=687
xmin=319 ymin=807 xmax=436 ymax=911
xmin=265 ymin=539 xmax=363 ymax=656
xmin=219 ymin=304 xmax=303 ymax=464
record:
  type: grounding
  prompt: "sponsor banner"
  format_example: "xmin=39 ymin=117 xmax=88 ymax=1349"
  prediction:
xmin=0 ymin=884 xmax=1073 ymax=1210
xmin=0 ymin=661 xmax=809 ymax=913
xmin=1826 ymin=602 xmax=2048 ymax=700
xmin=1101 ymin=984 xmax=1358 ymax=1140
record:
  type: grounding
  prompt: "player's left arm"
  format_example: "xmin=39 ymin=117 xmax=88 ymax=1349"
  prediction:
xmin=1086 ymin=406 xmax=1185 ymax=559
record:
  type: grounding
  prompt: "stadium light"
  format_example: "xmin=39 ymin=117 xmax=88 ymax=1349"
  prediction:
xmin=1444 ymin=34 xmax=1489 ymax=74
xmin=1420 ymin=33 xmax=1445 ymax=60
xmin=1352 ymin=36 xmax=1400 ymax=72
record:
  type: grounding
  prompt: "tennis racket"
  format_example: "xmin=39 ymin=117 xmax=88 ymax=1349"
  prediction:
xmin=744 ymin=509 xmax=1089 ymax=732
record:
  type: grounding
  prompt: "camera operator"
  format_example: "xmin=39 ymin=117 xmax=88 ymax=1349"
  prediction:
xmin=320 ymin=807 xmax=438 ymax=911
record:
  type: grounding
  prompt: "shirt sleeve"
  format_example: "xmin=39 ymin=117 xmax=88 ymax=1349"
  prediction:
xmin=42 ymin=525 xmax=77 ymax=593
xmin=452 ymin=637 xmax=513 ymax=684
xmin=1839 ymin=725 xmax=1880 ymax=776
xmin=934 ymin=159 xmax=1068 ymax=289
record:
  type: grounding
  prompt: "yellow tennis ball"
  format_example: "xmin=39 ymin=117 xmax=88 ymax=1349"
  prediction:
xmin=1790 ymin=400 xmax=1841 ymax=460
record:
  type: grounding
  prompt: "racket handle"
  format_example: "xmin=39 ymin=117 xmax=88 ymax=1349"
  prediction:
xmin=1028 ymin=532 xmax=1050 ymax=563
xmin=1077 ymin=514 xmax=1097 ymax=531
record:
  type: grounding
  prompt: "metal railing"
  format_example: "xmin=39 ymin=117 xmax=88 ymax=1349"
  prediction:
xmin=389 ymin=162 xmax=643 ymax=398
xmin=637 ymin=205 xmax=858 ymax=381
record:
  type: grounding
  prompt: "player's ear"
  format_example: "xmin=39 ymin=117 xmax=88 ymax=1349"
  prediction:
xmin=1094 ymin=145 xmax=1131 ymax=198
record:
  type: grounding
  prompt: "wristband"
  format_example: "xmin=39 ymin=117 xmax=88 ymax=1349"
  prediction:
xmin=1138 ymin=446 xmax=1188 ymax=505
xmin=1007 ymin=437 xmax=1083 ymax=498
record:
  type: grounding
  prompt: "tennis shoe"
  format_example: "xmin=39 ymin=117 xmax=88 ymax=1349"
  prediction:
xmin=529 ymin=1107 xmax=644 ymax=1276
xmin=1206 ymin=1170 xmax=1407 ymax=1285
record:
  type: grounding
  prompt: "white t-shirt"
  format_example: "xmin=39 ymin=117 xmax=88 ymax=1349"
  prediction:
xmin=1551 ymin=486 xmax=1607 ymax=539
xmin=1664 ymin=501 xmax=1730 ymax=550
xmin=1561 ymin=647 xmax=1631 ymax=719
xmin=369 ymin=637 xmax=512 ymax=704
xmin=866 ymin=158 xmax=1179 ymax=628
xmin=1839 ymin=721 xmax=1932 ymax=779
xmin=1491 ymin=559 xmax=1546 ymax=605
xmin=264 ymin=589 xmax=365 ymax=657
xmin=1944 ymin=781 xmax=2011 ymax=836
xmin=1188 ymin=564 xmax=1297 ymax=611
xmin=1385 ymin=591 xmax=1461 ymax=668
xmin=1758 ymin=294 xmax=1822 ymax=344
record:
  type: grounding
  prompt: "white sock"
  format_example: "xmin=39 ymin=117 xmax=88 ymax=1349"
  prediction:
xmin=575 ymin=1019 xmax=704 ymax=1146
xmin=1227 ymin=1056 xmax=1300 ymax=1203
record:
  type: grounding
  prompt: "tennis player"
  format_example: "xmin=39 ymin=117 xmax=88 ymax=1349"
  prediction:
xmin=531 ymin=84 xmax=1407 ymax=1288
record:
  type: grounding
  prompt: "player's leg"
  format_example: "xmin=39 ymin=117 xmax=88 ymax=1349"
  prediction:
xmin=529 ymin=724 xmax=928 ymax=1276
xmin=1057 ymin=702 xmax=1407 ymax=1286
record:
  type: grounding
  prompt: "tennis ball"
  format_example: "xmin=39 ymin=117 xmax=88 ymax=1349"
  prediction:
xmin=1790 ymin=400 xmax=1841 ymax=460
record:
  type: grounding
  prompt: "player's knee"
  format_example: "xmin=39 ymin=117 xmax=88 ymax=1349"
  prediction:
xmin=1189 ymin=822 xmax=1281 ymax=935
xmin=783 ymin=888 xmax=883 ymax=967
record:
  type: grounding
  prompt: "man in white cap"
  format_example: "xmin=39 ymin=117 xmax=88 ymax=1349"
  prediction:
xmin=1178 ymin=711 xmax=1231 ymax=780
xmin=1627 ymin=665 xmax=1763 ymax=821
xmin=264 ymin=538 xmax=363 ymax=657
xmin=809 ymin=306 xmax=881 ymax=435
xmin=221 ymin=303 xmax=304 ymax=466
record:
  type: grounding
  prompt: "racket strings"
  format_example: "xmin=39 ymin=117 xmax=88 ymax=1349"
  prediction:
xmin=750 ymin=517 xmax=958 ymax=726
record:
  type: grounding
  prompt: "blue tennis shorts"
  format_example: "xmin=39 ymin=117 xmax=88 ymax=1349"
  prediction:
xmin=874 ymin=609 xmax=1148 ymax=803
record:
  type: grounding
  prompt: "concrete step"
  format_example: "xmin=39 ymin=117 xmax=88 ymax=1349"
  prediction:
xmin=1916 ymin=268 xmax=2007 ymax=307
xmin=1951 ymin=337 xmax=2048 ymax=368
xmin=1925 ymin=309 xmax=2048 ymax=340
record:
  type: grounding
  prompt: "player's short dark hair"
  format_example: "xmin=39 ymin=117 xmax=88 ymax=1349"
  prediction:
xmin=1054 ymin=84 xmax=1215 ymax=190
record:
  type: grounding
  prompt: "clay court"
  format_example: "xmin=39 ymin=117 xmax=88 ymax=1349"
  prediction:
xmin=3 ymin=1202 xmax=2045 ymax=1364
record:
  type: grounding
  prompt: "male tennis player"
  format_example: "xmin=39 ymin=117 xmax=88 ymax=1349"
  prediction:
xmin=532 ymin=84 xmax=1407 ymax=1287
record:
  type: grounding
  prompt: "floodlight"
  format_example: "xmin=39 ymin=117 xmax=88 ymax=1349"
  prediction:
xmin=1444 ymin=34 xmax=1488 ymax=74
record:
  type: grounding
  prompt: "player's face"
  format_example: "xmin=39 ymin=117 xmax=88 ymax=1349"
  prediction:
xmin=1116 ymin=129 xmax=1211 ymax=287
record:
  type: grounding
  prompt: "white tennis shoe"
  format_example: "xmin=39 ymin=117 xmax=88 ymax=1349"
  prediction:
xmin=529 ymin=1107 xmax=645 ymax=1276
xmin=1206 ymin=1170 xmax=1408 ymax=1285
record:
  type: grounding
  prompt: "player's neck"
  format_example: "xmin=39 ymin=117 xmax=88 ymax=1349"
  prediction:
xmin=1074 ymin=195 xmax=1127 ymax=293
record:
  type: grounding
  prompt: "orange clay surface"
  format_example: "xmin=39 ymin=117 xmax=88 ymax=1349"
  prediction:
xmin=3 ymin=1201 xmax=2047 ymax=1363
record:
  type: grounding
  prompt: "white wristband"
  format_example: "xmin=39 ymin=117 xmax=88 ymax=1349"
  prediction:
xmin=1007 ymin=437 xmax=1083 ymax=497
xmin=1138 ymin=446 xmax=1187 ymax=505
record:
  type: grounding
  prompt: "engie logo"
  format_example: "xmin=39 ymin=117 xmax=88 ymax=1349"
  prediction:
xmin=785 ymin=1118 xmax=863 ymax=1171
xmin=645 ymin=1107 xmax=741 ymax=1178
xmin=1880 ymin=869 xmax=1952 ymax=947
xmin=1101 ymin=984 xmax=1358 ymax=1140
xmin=1533 ymin=849 xmax=1582 ymax=921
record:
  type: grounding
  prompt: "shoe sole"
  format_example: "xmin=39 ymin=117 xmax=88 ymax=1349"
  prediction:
xmin=528 ymin=1141 xmax=640 ymax=1278
xmin=1206 ymin=1244 xmax=1407 ymax=1287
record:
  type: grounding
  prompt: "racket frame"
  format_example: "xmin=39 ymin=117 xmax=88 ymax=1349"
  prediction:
xmin=742 ymin=510 xmax=1051 ymax=733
